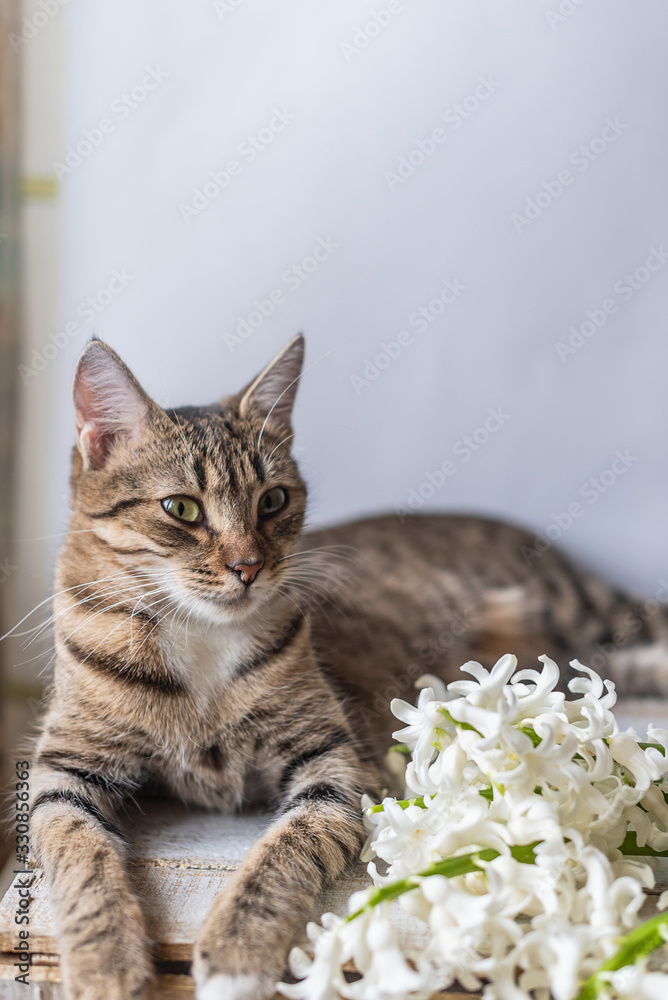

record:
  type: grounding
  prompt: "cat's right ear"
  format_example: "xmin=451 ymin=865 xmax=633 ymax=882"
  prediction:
xmin=238 ymin=334 xmax=305 ymax=436
xmin=73 ymin=340 xmax=156 ymax=470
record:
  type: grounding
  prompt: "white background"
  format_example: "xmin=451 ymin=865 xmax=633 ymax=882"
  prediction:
xmin=10 ymin=0 xmax=668 ymax=680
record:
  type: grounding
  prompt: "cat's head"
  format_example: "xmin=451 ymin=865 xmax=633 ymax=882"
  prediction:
xmin=68 ymin=335 xmax=307 ymax=624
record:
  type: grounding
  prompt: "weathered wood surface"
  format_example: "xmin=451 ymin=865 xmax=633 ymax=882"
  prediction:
xmin=0 ymin=801 xmax=374 ymax=998
xmin=3 ymin=702 xmax=668 ymax=997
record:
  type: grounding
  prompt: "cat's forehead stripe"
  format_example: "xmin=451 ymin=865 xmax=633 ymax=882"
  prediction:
xmin=193 ymin=455 xmax=207 ymax=493
xmin=166 ymin=414 xmax=273 ymax=499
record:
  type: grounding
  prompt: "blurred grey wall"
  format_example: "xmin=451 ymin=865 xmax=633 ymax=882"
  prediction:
xmin=8 ymin=1 xmax=668 ymax=693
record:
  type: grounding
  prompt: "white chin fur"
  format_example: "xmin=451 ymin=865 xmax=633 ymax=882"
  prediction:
xmin=197 ymin=974 xmax=266 ymax=1000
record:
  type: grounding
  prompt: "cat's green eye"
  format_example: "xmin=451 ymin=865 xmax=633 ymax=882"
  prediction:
xmin=258 ymin=487 xmax=288 ymax=518
xmin=161 ymin=496 xmax=202 ymax=523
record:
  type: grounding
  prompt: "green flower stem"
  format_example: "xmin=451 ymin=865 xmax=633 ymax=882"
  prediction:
xmin=349 ymin=832 xmax=668 ymax=924
xmin=518 ymin=725 xmax=542 ymax=746
xmin=346 ymin=843 xmax=538 ymax=922
xmin=368 ymin=797 xmax=425 ymax=814
xmin=576 ymin=910 xmax=668 ymax=1000
xmin=439 ymin=707 xmax=481 ymax=734
xmin=618 ymin=831 xmax=668 ymax=858
xmin=369 ymin=789 xmax=498 ymax=814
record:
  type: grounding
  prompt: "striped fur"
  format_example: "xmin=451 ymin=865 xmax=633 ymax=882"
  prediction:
xmin=29 ymin=336 xmax=668 ymax=1000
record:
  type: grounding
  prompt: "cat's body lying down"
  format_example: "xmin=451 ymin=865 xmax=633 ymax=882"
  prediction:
xmin=28 ymin=335 xmax=668 ymax=1000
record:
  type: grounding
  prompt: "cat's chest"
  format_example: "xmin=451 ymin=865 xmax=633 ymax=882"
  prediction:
xmin=150 ymin=616 xmax=281 ymax=805
xmin=160 ymin=614 xmax=259 ymax=690
xmin=153 ymin=691 xmax=279 ymax=811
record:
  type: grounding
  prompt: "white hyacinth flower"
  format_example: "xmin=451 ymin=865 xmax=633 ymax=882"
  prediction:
xmin=279 ymin=653 xmax=668 ymax=1000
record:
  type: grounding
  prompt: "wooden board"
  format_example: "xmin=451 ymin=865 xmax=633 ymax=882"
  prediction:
xmin=0 ymin=801 xmax=375 ymax=998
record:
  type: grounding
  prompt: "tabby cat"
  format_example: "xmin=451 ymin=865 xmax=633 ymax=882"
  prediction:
xmin=28 ymin=334 xmax=668 ymax=1000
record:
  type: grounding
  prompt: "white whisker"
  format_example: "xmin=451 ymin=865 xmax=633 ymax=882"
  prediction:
xmin=1 ymin=571 xmax=140 ymax=641
xmin=266 ymin=432 xmax=294 ymax=463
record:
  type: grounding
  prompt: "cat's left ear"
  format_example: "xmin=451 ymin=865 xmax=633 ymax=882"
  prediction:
xmin=73 ymin=339 xmax=162 ymax=470
xmin=239 ymin=334 xmax=304 ymax=436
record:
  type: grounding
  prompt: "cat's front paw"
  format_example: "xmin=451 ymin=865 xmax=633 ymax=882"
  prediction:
xmin=193 ymin=893 xmax=288 ymax=1000
xmin=195 ymin=973 xmax=271 ymax=1000
xmin=193 ymin=933 xmax=280 ymax=1000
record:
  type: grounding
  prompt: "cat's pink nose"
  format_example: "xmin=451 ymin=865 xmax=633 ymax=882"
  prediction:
xmin=227 ymin=560 xmax=264 ymax=585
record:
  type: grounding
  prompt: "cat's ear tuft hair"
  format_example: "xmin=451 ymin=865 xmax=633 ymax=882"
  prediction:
xmin=73 ymin=340 xmax=154 ymax=469
xmin=239 ymin=334 xmax=304 ymax=437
